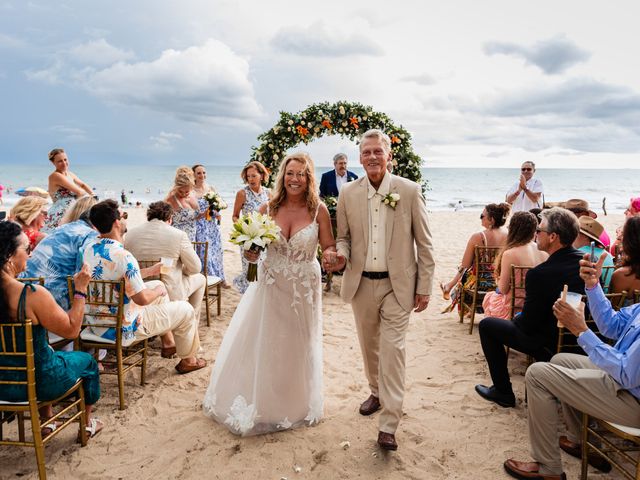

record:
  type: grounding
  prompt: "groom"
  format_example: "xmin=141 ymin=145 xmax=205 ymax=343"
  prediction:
xmin=324 ymin=129 xmax=435 ymax=451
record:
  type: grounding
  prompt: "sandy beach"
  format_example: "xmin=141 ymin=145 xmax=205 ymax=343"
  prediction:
xmin=0 ymin=208 xmax=626 ymax=480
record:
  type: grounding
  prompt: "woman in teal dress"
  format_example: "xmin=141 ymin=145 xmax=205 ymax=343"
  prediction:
xmin=0 ymin=221 xmax=103 ymax=437
xmin=43 ymin=148 xmax=94 ymax=233
xmin=231 ymin=161 xmax=271 ymax=293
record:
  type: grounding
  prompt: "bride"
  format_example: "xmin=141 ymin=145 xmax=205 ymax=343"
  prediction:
xmin=203 ymin=152 xmax=337 ymax=436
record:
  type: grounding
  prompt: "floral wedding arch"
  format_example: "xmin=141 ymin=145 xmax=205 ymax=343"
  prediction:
xmin=249 ymin=101 xmax=425 ymax=188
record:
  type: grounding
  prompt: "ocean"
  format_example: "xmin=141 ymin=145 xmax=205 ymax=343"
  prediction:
xmin=0 ymin=165 xmax=636 ymax=214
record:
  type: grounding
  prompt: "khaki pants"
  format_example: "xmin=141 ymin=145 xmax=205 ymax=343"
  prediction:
xmin=135 ymin=282 xmax=200 ymax=359
xmin=351 ymin=277 xmax=410 ymax=434
xmin=183 ymin=273 xmax=206 ymax=324
xmin=526 ymin=353 xmax=640 ymax=475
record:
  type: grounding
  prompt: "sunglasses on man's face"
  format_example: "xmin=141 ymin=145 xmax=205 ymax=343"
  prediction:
xmin=521 ymin=168 xmax=533 ymax=172
xmin=119 ymin=211 xmax=128 ymax=220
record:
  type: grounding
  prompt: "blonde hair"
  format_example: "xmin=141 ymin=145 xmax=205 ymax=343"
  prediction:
xmin=10 ymin=196 xmax=48 ymax=226
xmin=48 ymin=148 xmax=65 ymax=162
xmin=60 ymin=195 xmax=97 ymax=225
xmin=241 ymin=161 xmax=270 ymax=184
xmin=173 ymin=166 xmax=195 ymax=189
xmin=268 ymin=152 xmax=319 ymax=216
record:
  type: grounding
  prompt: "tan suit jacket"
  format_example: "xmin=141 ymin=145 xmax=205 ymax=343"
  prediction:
xmin=336 ymin=174 xmax=435 ymax=312
xmin=124 ymin=219 xmax=202 ymax=303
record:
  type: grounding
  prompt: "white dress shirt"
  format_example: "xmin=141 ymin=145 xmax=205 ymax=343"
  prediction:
xmin=336 ymin=172 xmax=348 ymax=193
xmin=364 ymin=173 xmax=391 ymax=272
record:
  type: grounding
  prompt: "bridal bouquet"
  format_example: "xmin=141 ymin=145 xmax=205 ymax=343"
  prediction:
xmin=203 ymin=191 xmax=227 ymax=221
xmin=229 ymin=211 xmax=281 ymax=282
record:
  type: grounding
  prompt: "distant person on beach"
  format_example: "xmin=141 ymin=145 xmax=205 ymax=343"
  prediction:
xmin=0 ymin=183 xmax=4 ymax=205
xmin=319 ymin=153 xmax=358 ymax=198
xmin=610 ymin=216 xmax=640 ymax=303
xmin=503 ymin=254 xmax=640 ymax=479
xmin=165 ymin=167 xmax=203 ymax=242
xmin=475 ymin=208 xmax=583 ymax=409
xmin=192 ymin=164 xmax=228 ymax=288
xmin=120 ymin=189 xmax=127 ymax=205
xmin=84 ymin=199 xmax=206 ymax=374
xmin=232 ymin=161 xmax=270 ymax=293
xmin=43 ymin=148 xmax=93 ymax=233
xmin=325 ymin=129 xmax=435 ymax=451
xmin=9 ymin=196 xmax=49 ymax=250
xmin=204 ymin=152 xmax=335 ymax=435
xmin=440 ymin=203 xmax=510 ymax=299
xmin=482 ymin=212 xmax=548 ymax=319
xmin=505 ymin=161 xmax=543 ymax=212
xmin=454 ymin=200 xmax=464 ymax=211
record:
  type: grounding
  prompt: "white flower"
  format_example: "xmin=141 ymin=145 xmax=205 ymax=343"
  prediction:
xmin=273 ymin=154 xmax=279 ymax=160
xmin=339 ymin=105 xmax=345 ymax=115
xmin=224 ymin=395 xmax=257 ymax=435
xmin=341 ymin=121 xmax=347 ymax=127
xmin=382 ymin=192 xmax=400 ymax=210
xmin=288 ymin=119 xmax=294 ymax=125
xmin=287 ymin=127 xmax=291 ymax=131
xmin=269 ymin=143 xmax=274 ymax=148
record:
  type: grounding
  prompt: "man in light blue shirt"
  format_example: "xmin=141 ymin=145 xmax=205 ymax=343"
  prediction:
xmin=503 ymin=254 xmax=640 ymax=480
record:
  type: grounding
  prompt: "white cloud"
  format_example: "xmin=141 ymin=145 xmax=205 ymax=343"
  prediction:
xmin=50 ymin=125 xmax=89 ymax=142
xmin=0 ymin=32 xmax=25 ymax=49
xmin=149 ymin=131 xmax=183 ymax=151
xmin=271 ymin=21 xmax=383 ymax=57
xmin=68 ymin=39 xmax=134 ymax=67
xmin=484 ymin=35 xmax=591 ymax=75
xmin=401 ymin=73 xmax=437 ymax=86
xmin=84 ymin=39 xmax=263 ymax=124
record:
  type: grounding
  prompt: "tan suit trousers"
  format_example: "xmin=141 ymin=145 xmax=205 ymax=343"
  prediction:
xmin=351 ymin=277 xmax=410 ymax=434
xmin=526 ymin=353 xmax=640 ymax=475
xmin=183 ymin=273 xmax=206 ymax=324
xmin=134 ymin=281 xmax=200 ymax=359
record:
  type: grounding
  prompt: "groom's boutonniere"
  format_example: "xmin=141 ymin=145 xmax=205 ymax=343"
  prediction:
xmin=382 ymin=192 xmax=400 ymax=210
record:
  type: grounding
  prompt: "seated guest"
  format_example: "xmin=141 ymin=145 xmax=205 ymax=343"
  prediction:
xmin=84 ymin=200 xmax=205 ymax=374
xmin=610 ymin=216 xmax=640 ymax=302
xmin=319 ymin=153 xmax=358 ymax=198
xmin=124 ymin=201 xmax=205 ymax=325
xmin=9 ymin=196 xmax=49 ymax=250
xmin=0 ymin=221 xmax=103 ymax=437
xmin=475 ymin=207 xmax=584 ymax=407
xmin=563 ymin=198 xmax=611 ymax=250
xmin=441 ymin=202 xmax=510 ymax=298
xmin=609 ymin=196 xmax=640 ymax=261
xmin=502 ymin=254 xmax=640 ymax=479
xmin=482 ymin=212 xmax=548 ymax=319
xmin=21 ymin=196 xmax=97 ymax=311
xmin=573 ymin=216 xmax=614 ymax=290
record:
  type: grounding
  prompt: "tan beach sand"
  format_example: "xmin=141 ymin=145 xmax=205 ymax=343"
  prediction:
xmin=0 ymin=208 xmax=626 ymax=479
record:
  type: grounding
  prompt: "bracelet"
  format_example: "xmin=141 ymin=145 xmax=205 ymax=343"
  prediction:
xmin=74 ymin=291 xmax=87 ymax=299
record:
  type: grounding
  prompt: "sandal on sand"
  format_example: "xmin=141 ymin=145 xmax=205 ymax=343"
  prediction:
xmin=175 ymin=358 xmax=207 ymax=374
xmin=161 ymin=346 xmax=177 ymax=359
xmin=41 ymin=420 xmax=63 ymax=438
xmin=440 ymin=282 xmax=451 ymax=300
xmin=85 ymin=418 xmax=104 ymax=439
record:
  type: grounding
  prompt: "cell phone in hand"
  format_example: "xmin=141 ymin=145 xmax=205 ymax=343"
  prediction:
xmin=0 ymin=211 xmax=6 ymax=220
xmin=590 ymin=241 xmax=598 ymax=263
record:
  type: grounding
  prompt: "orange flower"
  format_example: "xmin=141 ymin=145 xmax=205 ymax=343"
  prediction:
xmin=391 ymin=135 xmax=401 ymax=144
xmin=349 ymin=116 xmax=359 ymax=129
xmin=321 ymin=119 xmax=333 ymax=129
xmin=296 ymin=125 xmax=309 ymax=136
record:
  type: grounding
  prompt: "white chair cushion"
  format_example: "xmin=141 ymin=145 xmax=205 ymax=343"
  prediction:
xmin=80 ymin=328 xmax=136 ymax=347
xmin=606 ymin=421 xmax=640 ymax=437
xmin=0 ymin=400 xmax=28 ymax=405
xmin=207 ymin=275 xmax=222 ymax=287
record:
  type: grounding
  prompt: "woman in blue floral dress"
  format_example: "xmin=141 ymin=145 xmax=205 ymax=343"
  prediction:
xmin=192 ymin=165 xmax=229 ymax=288
xmin=231 ymin=161 xmax=270 ymax=293
xmin=166 ymin=166 xmax=202 ymax=241
xmin=43 ymin=148 xmax=94 ymax=233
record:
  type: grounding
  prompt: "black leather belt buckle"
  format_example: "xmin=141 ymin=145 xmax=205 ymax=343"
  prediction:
xmin=362 ymin=271 xmax=389 ymax=279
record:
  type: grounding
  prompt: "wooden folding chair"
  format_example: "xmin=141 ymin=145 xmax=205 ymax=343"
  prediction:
xmin=68 ymin=278 xmax=148 ymax=410
xmin=600 ymin=265 xmax=616 ymax=293
xmin=0 ymin=320 xmax=87 ymax=480
xmin=557 ymin=292 xmax=626 ymax=354
xmin=634 ymin=290 xmax=640 ymax=305
xmin=509 ymin=265 xmax=531 ymax=320
xmin=581 ymin=412 xmax=640 ymax=480
xmin=459 ymin=246 xmax=500 ymax=334
xmin=137 ymin=259 xmax=161 ymax=281
xmin=192 ymin=241 xmax=222 ymax=326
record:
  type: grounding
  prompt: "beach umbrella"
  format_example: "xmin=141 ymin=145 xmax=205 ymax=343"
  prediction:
xmin=15 ymin=187 xmax=49 ymax=198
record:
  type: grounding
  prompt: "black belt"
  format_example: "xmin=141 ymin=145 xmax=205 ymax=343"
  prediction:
xmin=362 ymin=271 xmax=389 ymax=279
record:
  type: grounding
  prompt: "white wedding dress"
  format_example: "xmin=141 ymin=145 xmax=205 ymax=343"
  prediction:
xmin=202 ymin=216 xmax=323 ymax=436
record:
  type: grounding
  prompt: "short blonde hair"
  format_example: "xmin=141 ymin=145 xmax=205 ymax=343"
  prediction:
xmin=10 ymin=196 xmax=48 ymax=226
xmin=60 ymin=196 xmax=97 ymax=225
xmin=241 ymin=161 xmax=270 ymax=184
xmin=268 ymin=152 xmax=319 ymax=216
xmin=174 ymin=166 xmax=195 ymax=189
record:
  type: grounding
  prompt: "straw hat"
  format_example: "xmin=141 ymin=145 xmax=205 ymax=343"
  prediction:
xmin=563 ymin=199 xmax=597 ymax=218
xmin=578 ymin=216 xmax=604 ymax=246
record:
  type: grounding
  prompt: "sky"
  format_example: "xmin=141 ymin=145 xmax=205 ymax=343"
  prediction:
xmin=1 ymin=0 xmax=640 ymax=168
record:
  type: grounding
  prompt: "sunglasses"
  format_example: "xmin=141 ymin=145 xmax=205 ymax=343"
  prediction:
xmin=480 ymin=214 xmax=485 ymax=219
xmin=119 ymin=211 xmax=128 ymax=220
xmin=521 ymin=167 xmax=533 ymax=172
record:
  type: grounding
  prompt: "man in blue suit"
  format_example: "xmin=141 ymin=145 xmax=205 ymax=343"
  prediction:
xmin=319 ymin=153 xmax=358 ymax=198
